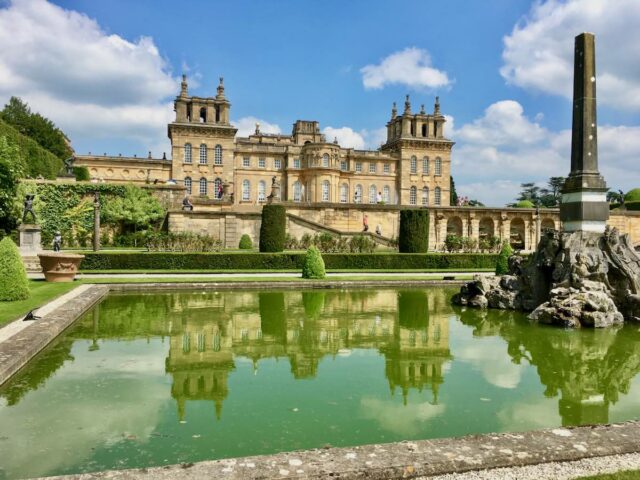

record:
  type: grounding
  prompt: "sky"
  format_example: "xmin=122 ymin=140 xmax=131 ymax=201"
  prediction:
xmin=0 ymin=0 xmax=638 ymax=206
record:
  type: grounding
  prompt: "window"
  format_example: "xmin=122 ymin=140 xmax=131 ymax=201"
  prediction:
xmin=355 ymin=162 xmax=362 ymax=173
xmin=422 ymin=124 xmax=427 ymax=137
xmin=383 ymin=185 xmax=390 ymax=203
xmin=369 ymin=163 xmax=376 ymax=173
xmin=242 ymin=180 xmax=250 ymax=201
xmin=322 ymin=154 xmax=329 ymax=167
xmin=423 ymin=156 xmax=429 ymax=174
xmin=243 ymin=157 xmax=250 ymax=167
xmin=422 ymin=187 xmax=429 ymax=205
xmin=199 ymin=107 xmax=206 ymax=123
xmin=354 ymin=184 xmax=362 ymax=203
xmin=410 ymin=156 xmax=417 ymax=174
xmin=435 ymin=157 xmax=442 ymax=176
xmin=293 ymin=158 xmax=301 ymax=169
xmin=214 ymin=177 xmax=223 ymax=199
xmin=383 ymin=163 xmax=390 ymax=174
xmin=258 ymin=180 xmax=266 ymax=202
xmin=435 ymin=186 xmax=442 ymax=205
xmin=184 ymin=143 xmax=192 ymax=163
xmin=369 ymin=185 xmax=377 ymax=204
xmin=199 ymin=177 xmax=207 ymax=195
xmin=340 ymin=184 xmax=348 ymax=203
xmin=322 ymin=180 xmax=330 ymax=202
xmin=214 ymin=145 xmax=222 ymax=165
xmin=199 ymin=144 xmax=207 ymax=164
xmin=410 ymin=186 xmax=417 ymax=205
xmin=184 ymin=177 xmax=192 ymax=194
xmin=340 ymin=161 xmax=347 ymax=171
xmin=258 ymin=157 xmax=266 ymax=168
xmin=274 ymin=158 xmax=281 ymax=170
xmin=293 ymin=181 xmax=301 ymax=202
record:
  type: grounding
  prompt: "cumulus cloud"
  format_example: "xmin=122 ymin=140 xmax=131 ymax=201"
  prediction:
xmin=361 ymin=47 xmax=451 ymax=90
xmin=0 ymin=0 xmax=178 ymax=153
xmin=500 ymin=0 xmax=640 ymax=111
xmin=322 ymin=126 xmax=388 ymax=150
xmin=234 ymin=116 xmax=282 ymax=137
xmin=451 ymin=100 xmax=640 ymax=206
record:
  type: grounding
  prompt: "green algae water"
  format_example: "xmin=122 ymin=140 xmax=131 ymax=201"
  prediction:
xmin=2 ymin=287 xmax=640 ymax=478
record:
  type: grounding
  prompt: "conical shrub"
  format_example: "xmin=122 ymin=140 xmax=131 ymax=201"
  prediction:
xmin=495 ymin=241 xmax=513 ymax=275
xmin=0 ymin=237 xmax=30 ymax=301
xmin=302 ymin=246 xmax=326 ymax=279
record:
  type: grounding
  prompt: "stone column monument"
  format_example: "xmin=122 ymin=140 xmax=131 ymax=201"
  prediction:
xmin=18 ymin=194 xmax=42 ymax=254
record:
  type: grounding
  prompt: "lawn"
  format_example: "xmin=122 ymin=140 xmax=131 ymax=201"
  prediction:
xmin=0 ymin=280 xmax=81 ymax=327
xmin=577 ymin=471 xmax=640 ymax=479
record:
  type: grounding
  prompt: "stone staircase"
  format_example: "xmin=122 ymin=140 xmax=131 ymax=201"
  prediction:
xmin=21 ymin=255 xmax=42 ymax=273
xmin=287 ymin=213 xmax=395 ymax=247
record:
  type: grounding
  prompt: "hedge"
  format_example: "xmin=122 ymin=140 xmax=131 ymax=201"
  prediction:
xmin=302 ymin=246 xmax=326 ymax=279
xmin=399 ymin=209 xmax=429 ymax=253
xmin=80 ymin=252 xmax=499 ymax=271
xmin=259 ymin=204 xmax=286 ymax=252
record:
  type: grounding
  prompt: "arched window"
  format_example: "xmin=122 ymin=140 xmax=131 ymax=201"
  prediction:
xmin=199 ymin=107 xmax=206 ymax=123
xmin=199 ymin=144 xmax=207 ymax=164
xmin=214 ymin=177 xmax=223 ymax=199
xmin=214 ymin=145 xmax=222 ymax=165
xmin=322 ymin=180 xmax=330 ymax=202
xmin=422 ymin=186 xmax=429 ymax=205
xmin=215 ymin=105 xmax=221 ymax=123
xmin=354 ymin=184 xmax=363 ymax=203
xmin=435 ymin=157 xmax=442 ymax=176
xmin=410 ymin=156 xmax=417 ymax=174
xmin=293 ymin=181 xmax=301 ymax=202
xmin=184 ymin=176 xmax=192 ymax=194
xmin=258 ymin=180 xmax=266 ymax=202
xmin=383 ymin=185 xmax=390 ymax=203
xmin=199 ymin=177 xmax=208 ymax=196
xmin=322 ymin=153 xmax=330 ymax=168
xmin=340 ymin=184 xmax=348 ymax=203
xmin=435 ymin=186 xmax=442 ymax=205
xmin=242 ymin=180 xmax=250 ymax=201
xmin=184 ymin=143 xmax=192 ymax=163
xmin=369 ymin=184 xmax=377 ymax=204
xmin=410 ymin=186 xmax=417 ymax=205
xmin=423 ymin=156 xmax=429 ymax=174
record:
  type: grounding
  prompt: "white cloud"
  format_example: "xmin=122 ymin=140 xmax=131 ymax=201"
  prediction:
xmin=361 ymin=47 xmax=451 ymax=90
xmin=0 ymin=0 xmax=178 ymax=153
xmin=451 ymin=100 xmax=640 ymax=206
xmin=234 ymin=116 xmax=282 ymax=137
xmin=360 ymin=397 xmax=445 ymax=436
xmin=322 ymin=126 xmax=388 ymax=150
xmin=500 ymin=0 xmax=640 ymax=111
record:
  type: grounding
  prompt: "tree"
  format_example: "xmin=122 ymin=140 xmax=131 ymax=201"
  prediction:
xmin=259 ymin=205 xmax=286 ymax=252
xmin=399 ymin=209 xmax=429 ymax=253
xmin=450 ymin=176 xmax=458 ymax=206
xmin=517 ymin=182 xmax=540 ymax=203
xmin=101 ymin=185 xmax=165 ymax=233
xmin=0 ymin=136 xmax=24 ymax=233
xmin=539 ymin=176 xmax=565 ymax=207
xmin=0 ymin=97 xmax=73 ymax=160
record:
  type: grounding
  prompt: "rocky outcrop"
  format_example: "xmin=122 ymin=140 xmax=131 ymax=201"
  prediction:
xmin=453 ymin=227 xmax=640 ymax=328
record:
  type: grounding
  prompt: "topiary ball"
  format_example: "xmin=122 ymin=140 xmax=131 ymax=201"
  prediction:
xmin=238 ymin=234 xmax=253 ymax=250
xmin=0 ymin=237 xmax=30 ymax=301
xmin=514 ymin=200 xmax=535 ymax=208
xmin=301 ymin=246 xmax=326 ymax=279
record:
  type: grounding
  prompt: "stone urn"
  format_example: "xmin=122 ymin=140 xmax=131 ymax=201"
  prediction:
xmin=38 ymin=253 xmax=85 ymax=282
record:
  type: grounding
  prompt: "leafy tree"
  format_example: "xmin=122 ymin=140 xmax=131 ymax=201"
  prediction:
xmin=450 ymin=176 xmax=458 ymax=206
xmin=517 ymin=182 xmax=540 ymax=203
xmin=101 ymin=185 xmax=165 ymax=233
xmin=468 ymin=199 xmax=485 ymax=207
xmin=0 ymin=136 xmax=24 ymax=233
xmin=607 ymin=190 xmax=624 ymax=204
xmin=539 ymin=176 xmax=565 ymax=207
xmin=0 ymin=97 xmax=73 ymax=160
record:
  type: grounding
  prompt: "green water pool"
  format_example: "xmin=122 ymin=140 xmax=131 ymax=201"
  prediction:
xmin=1 ymin=287 xmax=640 ymax=478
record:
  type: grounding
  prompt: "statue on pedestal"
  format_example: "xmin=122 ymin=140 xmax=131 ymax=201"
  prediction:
xmin=22 ymin=194 xmax=36 ymax=224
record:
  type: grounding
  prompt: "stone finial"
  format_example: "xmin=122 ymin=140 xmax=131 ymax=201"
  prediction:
xmin=148 ymin=151 xmax=152 ymax=159
xmin=162 ymin=152 xmax=167 ymax=160
xmin=434 ymin=96 xmax=441 ymax=115
xmin=391 ymin=102 xmax=397 ymax=119
xmin=420 ymin=104 xmax=425 ymax=115
xmin=404 ymin=94 xmax=411 ymax=114
xmin=255 ymin=122 xmax=261 ymax=135
xmin=333 ymin=137 xmax=338 ymax=144
xmin=180 ymin=74 xmax=188 ymax=97
xmin=216 ymin=76 xmax=226 ymax=99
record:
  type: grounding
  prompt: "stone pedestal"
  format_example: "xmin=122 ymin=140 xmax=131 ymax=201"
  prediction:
xmin=267 ymin=184 xmax=281 ymax=204
xmin=18 ymin=224 xmax=42 ymax=253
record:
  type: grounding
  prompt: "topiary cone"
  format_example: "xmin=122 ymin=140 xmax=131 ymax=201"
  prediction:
xmin=302 ymin=246 xmax=326 ymax=279
xmin=0 ymin=237 xmax=30 ymax=301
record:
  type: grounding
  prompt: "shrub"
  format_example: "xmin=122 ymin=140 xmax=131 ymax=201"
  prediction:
xmin=399 ymin=209 xmax=429 ymax=253
xmin=299 ymin=233 xmax=312 ymax=249
xmin=72 ymin=166 xmax=90 ymax=181
xmin=514 ymin=200 xmax=535 ymax=208
xmin=444 ymin=234 xmax=463 ymax=252
xmin=0 ymin=237 xmax=30 ymax=301
xmin=302 ymin=246 xmax=326 ymax=279
xmin=238 ymin=234 xmax=253 ymax=250
xmin=495 ymin=242 xmax=513 ymax=275
xmin=623 ymin=189 xmax=640 ymax=211
xmin=349 ymin=235 xmax=377 ymax=253
xmin=259 ymin=204 xmax=286 ymax=252
xmin=284 ymin=233 xmax=299 ymax=250
xmin=145 ymin=232 xmax=223 ymax=252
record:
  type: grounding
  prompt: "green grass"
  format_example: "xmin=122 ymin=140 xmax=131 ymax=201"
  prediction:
xmin=0 ymin=281 xmax=80 ymax=326
xmin=576 ymin=470 xmax=640 ymax=479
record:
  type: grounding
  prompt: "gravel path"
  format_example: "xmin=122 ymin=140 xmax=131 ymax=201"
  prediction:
xmin=424 ymin=452 xmax=640 ymax=480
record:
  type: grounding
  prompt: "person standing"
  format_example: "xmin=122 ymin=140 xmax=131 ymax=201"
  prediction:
xmin=363 ymin=214 xmax=369 ymax=232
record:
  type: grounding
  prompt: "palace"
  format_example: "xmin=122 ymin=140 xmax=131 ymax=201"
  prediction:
xmin=76 ymin=76 xmax=453 ymax=207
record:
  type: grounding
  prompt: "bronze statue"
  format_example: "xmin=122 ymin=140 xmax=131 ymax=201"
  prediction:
xmin=52 ymin=231 xmax=62 ymax=252
xmin=22 ymin=194 xmax=36 ymax=223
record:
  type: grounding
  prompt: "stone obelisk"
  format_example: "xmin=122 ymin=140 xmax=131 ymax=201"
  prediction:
xmin=560 ymin=32 xmax=608 ymax=233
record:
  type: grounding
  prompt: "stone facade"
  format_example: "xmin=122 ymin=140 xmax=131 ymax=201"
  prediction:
xmin=74 ymin=153 xmax=171 ymax=185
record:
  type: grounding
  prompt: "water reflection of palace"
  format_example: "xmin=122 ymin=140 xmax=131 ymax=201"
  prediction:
xmin=162 ymin=289 xmax=452 ymax=419
xmin=458 ymin=308 xmax=640 ymax=426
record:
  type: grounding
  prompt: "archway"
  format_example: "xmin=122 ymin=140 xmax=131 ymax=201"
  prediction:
xmin=541 ymin=218 xmax=555 ymax=231
xmin=447 ymin=216 xmax=463 ymax=237
xmin=479 ymin=217 xmax=494 ymax=238
xmin=510 ymin=218 xmax=526 ymax=250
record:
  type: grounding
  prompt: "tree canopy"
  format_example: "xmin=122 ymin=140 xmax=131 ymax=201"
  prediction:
xmin=512 ymin=177 xmax=566 ymax=207
xmin=101 ymin=185 xmax=165 ymax=231
xmin=0 ymin=136 xmax=24 ymax=233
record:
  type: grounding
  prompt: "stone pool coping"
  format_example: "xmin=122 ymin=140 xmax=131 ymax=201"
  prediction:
xmin=37 ymin=421 xmax=640 ymax=479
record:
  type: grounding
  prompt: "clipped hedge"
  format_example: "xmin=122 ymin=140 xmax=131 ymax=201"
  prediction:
xmin=259 ymin=204 xmax=286 ymax=252
xmin=399 ymin=209 xmax=429 ymax=253
xmin=80 ymin=252 xmax=499 ymax=271
xmin=302 ymin=246 xmax=326 ymax=279
xmin=238 ymin=234 xmax=253 ymax=250
xmin=0 ymin=237 xmax=30 ymax=301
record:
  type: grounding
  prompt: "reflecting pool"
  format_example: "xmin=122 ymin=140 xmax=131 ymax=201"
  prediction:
xmin=1 ymin=287 xmax=640 ymax=478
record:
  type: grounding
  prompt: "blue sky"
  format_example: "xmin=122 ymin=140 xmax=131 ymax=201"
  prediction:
xmin=0 ymin=0 xmax=638 ymax=205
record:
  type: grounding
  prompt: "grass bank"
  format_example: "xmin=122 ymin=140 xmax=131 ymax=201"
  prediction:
xmin=0 ymin=281 xmax=80 ymax=327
